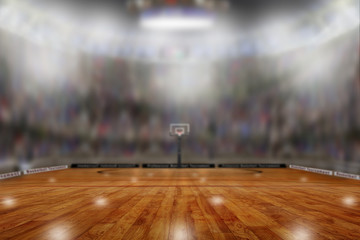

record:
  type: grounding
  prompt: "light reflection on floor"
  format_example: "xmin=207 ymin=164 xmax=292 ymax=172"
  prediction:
xmin=342 ymin=196 xmax=356 ymax=207
xmin=48 ymin=225 xmax=71 ymax=240
xmin=174 ymin=223 xmax=187 ymax=240
xmin=209 ymin=196 xmax=224 ymax=206
xmin=292 ymin=227 xmax=312 ymax=240
xmin=200 ymin=177 xmax=207 ymax=183
xmin=94 ymin=197 xmax=108 ymax=207
xmin=48 ymin=178 xmax=57 ymax=183
xmin=300 ymin=177 xmax=308 ymax=182
xmin=254 ymin=173 xmax=262 ymax=178
xmin=2 ymin=197 xmax=16 ymax=207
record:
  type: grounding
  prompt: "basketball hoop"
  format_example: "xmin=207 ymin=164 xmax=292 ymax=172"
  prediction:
xmin=169 ymin=123 xmax=190 ymax=168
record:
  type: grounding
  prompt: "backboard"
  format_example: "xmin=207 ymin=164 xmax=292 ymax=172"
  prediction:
xmin=169 ymin=123 xmax=190 ymax=137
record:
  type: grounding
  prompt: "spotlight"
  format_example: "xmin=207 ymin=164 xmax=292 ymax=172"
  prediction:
xmin=140 ymin=8 xmax=214 ymax=31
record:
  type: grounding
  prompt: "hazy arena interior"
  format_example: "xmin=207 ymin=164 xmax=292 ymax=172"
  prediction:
xmin=0 ymin=0 xmax=359 ymax=239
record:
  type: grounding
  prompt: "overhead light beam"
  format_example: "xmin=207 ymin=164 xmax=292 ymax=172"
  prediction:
xmin=140 ymin=16 xmax=213 ymax=30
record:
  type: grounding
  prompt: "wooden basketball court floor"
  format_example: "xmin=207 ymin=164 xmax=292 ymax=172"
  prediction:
xmin=1 ymin=168 xmax=359 ymax=239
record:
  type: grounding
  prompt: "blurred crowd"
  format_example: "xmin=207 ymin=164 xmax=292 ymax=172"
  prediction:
xmin=0 ymin=29 xmax=359 ymax=169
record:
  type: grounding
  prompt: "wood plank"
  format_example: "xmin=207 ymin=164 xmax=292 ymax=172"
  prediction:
xmin=0 ymin=168 xmax=359 ymax=239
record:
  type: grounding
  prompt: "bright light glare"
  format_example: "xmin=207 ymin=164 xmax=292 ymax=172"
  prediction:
xmin=2 ymin=197 xmax=16 ymax=207
xmin=48 ymin=178 xmax=57 ymax=183
xmin=152 ymin=63 xmax=217 ymax=106
xmin=174 ymin=223 xmax=187 ymax=240
xmin=95 ymin=197 xmax=108 ymax=206
xmin=300 ymin=177 xmax=308 ymax=182
xmin=209 ymin=196 xmax=224 ymax=206
xmin=292 ymin=227 xmax=311 ymax=240
xmin=342 ymin=196 xmax=356 ymax=206
xmin=140 ymin=17 xmax=213 ymax=30
xmin=49 ymin=225 xmax=71 ymax=240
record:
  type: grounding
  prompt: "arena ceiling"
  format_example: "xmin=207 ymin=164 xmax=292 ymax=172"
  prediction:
xmin=0 ymin=0 xmax=358 ymax=61
xmin=25 ymin=0 xmax=327 ymax=20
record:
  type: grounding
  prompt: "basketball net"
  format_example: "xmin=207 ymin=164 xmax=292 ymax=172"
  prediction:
xmin=176 ymin=128 xmax=184 ymax=137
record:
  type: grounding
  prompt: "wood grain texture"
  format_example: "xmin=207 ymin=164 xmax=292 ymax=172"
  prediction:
xmin=0 ymin=168 xmax=359 ymax=239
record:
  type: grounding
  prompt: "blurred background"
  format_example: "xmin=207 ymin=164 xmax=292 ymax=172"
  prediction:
xmin=0 ymin=0 xmax=359 ymax=173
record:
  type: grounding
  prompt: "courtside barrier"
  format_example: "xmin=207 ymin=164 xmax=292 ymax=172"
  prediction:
xmin=334 ymin=171 xmax=360 ymax=180
xmin=71 ymin=164 xmax=139 ymax=168
xmin=0 ymin=171 xmax=22 ymax=180
xmin=307 ymin=167 xmax=333 ymax=176
xmin=289 ymin=165 xmax=333 ymax=175
xmin=218 ymin=163 xmax=287 ymax=168
xmin=288 ymin=165 xmax=308 ymax=171
xmin=23 ymin=165 xmax=68 ymax=175
xmin=142 ymin=164 xmax=215 ymax=168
